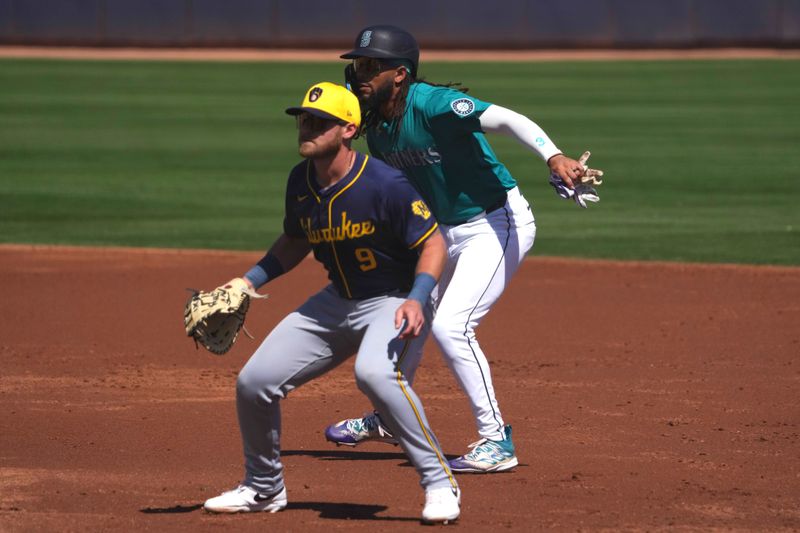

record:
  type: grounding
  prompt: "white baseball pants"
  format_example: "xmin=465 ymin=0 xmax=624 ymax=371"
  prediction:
xmin=431 ymin=186 xmax=536 ymax=442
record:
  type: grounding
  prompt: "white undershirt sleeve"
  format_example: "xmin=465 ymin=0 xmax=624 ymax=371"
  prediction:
xmin=478 ymin=104 xmax=562 ymax=162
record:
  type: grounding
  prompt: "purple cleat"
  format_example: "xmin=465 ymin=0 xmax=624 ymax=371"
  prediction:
xmin=324 ymin=411 xmax=399 ymax=446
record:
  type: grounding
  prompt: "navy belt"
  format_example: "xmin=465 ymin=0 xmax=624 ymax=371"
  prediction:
xmin=452 ymin=192 xmax=508 ymax=226
xmin=484 ymin=192 xmax=508 ymax=214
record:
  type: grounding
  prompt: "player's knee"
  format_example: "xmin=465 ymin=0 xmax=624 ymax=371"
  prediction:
xmin=432 ymin=315 xmax=479 ymax=354
xmin=235 ymin=370 xmax=260 ymax=403
xmin=354 ymin=365 xmax=386 ymax=396
xmin=431 ymin=314 xmax=463 ymax=343
xmin=236 ymin=367 xmax=279 ymax=405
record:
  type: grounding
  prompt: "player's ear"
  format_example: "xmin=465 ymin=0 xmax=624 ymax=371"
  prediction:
xmin=393 ymin=66 xmax=408 ymax=85
xmin=341 ymin=122 xmax=358 ymax=140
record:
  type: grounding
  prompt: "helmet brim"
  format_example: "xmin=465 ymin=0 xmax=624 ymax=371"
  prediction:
xmin=340 ymin=48 xmax=397 ymax=60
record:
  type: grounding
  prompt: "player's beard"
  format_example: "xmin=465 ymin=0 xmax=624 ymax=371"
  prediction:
xmin=359 ymin=79 xmax=393 ymax=112
xmin=298 ymin=128 xmax=342 ymax=160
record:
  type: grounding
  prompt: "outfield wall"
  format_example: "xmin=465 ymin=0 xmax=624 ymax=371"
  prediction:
xmin=0 ymin=0 xmax=798 ymax=48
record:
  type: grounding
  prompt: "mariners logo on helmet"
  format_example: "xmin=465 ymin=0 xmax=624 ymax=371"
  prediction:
xmin=360 ymin=30 xmax=373 ymax=47
xmin=309 ymin=87 xmax=323 ymax=102
xmin=450 ymin=98 xmax=475 ymax=117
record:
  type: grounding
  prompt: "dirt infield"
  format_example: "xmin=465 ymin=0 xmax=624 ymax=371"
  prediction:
xmin=1 ymin=245 xmax=799 ymax=531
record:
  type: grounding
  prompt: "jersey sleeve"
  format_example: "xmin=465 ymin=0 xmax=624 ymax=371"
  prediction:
xmin=422 ymin=85 xmax=493 ymax=128
xmin=384 ymin=174 xmax=439 ymax=250
xmin=282 ymin=164 xmax=306 ymax=239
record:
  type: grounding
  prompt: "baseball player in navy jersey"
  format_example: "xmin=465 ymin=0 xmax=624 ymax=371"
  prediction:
xmin=202 ymin=82 xmax=461 ymax=523
xmin=325 ymin=26 xmax=603 ymax=474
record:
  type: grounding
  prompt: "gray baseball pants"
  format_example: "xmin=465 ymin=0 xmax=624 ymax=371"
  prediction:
xmin=234 ymin=284 xmax=458 ymax=496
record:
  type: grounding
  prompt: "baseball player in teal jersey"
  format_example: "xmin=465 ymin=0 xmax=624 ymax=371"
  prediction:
xmin=202 ymin=82 xmax=461 ymax=524
xmin=325 ymin=26 xmax=603 ymax=473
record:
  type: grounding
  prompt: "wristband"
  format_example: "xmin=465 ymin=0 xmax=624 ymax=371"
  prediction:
xmin=244 ymin=253 xmax=285 ymax=289
xmin=407 ymin=273 xmax=437 ymax=305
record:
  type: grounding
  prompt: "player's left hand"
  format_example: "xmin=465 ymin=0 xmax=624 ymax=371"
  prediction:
xmin=184 ymin=278 xmax=267 ymax=355
xmin=395 ymin=300 xmax=425 ymax=339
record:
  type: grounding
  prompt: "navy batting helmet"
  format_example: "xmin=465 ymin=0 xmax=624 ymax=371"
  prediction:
xmin=341 ymin=25 xmax=419 ymax=77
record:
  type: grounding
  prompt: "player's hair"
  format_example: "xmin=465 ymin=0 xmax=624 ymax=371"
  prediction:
xmin=362 ymin=74 xmax=469 ymax=141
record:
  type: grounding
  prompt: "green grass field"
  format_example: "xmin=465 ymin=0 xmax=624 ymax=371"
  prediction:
xmin=1 ymin=58 xmax=798 ymax=264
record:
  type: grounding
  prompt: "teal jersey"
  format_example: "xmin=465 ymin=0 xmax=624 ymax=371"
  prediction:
xmin=366 ymin=82 xmax=517 ymax=225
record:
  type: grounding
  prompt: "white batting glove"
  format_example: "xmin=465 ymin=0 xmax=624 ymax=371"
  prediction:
xmin=548 ymin=172 xmax=600 ymax=209
xmin=573 ymin=183 xmax=600 ymax=208
xmin=548 ymin=172 xmax=573 ymax=199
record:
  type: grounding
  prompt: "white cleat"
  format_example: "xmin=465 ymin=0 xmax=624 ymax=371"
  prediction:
xmin=422 ymin=486 xmax=461 ymax=525
xmin=203 ymin=484 xmax=287 ymax=514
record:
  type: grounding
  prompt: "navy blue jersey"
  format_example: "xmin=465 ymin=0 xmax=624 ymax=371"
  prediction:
xmin=283 ymin=152 xmax=438 ymax=300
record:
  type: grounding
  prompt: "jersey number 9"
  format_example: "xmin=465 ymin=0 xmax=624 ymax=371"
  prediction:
xmin=355 ymin=248 xmax=377 ymax=272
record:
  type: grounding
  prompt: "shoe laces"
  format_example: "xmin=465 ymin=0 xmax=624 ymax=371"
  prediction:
xmin=463 ymin=438 xmax=512 ymax=462
xmin=347 ymin=411 xmax=392 ymax=437
xmin=345 ymin=412 xmax=376 ymax=434
xmin=363 ymin=412 xmax=380 ymax=432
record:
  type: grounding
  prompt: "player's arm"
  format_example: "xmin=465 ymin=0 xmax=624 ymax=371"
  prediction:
xmin=395 ymin=230 xmax=446 ymax=339
xmin=479 ymin=104 xmax=585 ymax=188
xmin=243 ymin=233 xmax=312 ymax=290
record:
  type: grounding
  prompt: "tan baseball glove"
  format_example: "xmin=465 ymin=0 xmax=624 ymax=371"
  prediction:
xmin=577 ymin=151 xmax=604 ymax=185
xmin=184 ymin=277 xmax=267 ymax=355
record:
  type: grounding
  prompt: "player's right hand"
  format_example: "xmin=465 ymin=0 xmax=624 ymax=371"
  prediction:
xmin=395 ymin=300 xmax=425 ymax=339
xmin=547 ymin=153 xmax=585 ymax=188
